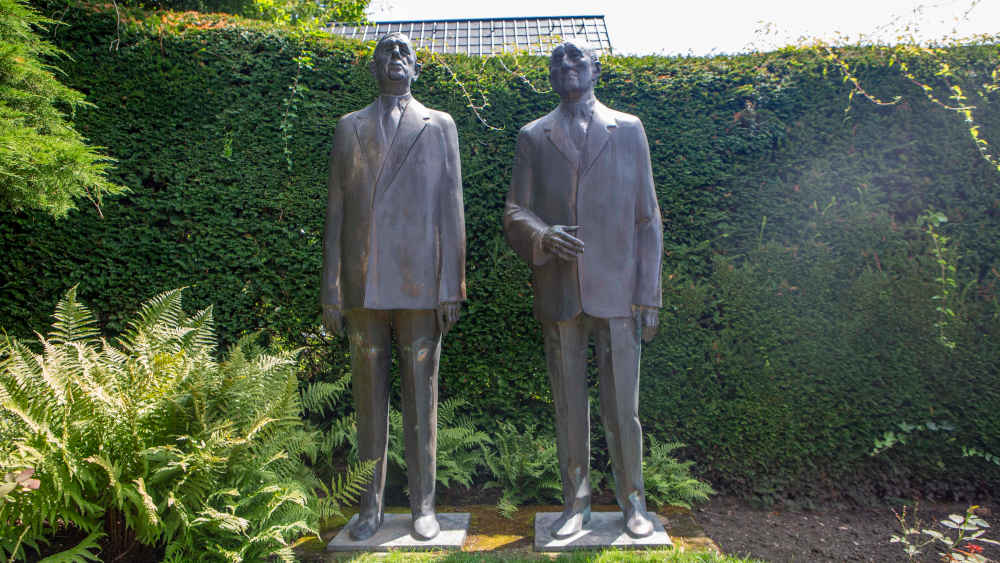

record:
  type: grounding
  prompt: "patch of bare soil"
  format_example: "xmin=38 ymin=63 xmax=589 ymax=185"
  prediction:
xmin=697 ymin=496 xmax=999 ymax=562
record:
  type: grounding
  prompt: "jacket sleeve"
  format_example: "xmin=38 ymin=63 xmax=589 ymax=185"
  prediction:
xmin=503 ymin=128 xmax=553 ymax=267
xmin=321 ymin=118 xmax=347 ymax=310
xmin=437 ymin=115 xmax=467 ymax=303
xmin=633 ymin=119 xmax=663 ymax=308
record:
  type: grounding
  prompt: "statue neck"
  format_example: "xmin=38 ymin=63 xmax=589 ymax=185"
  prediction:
xmin=558 ymin=92 xmax=597 ymax=119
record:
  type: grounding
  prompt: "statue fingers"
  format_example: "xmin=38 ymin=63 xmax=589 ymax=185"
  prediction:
xmin=642 ymin=324 xmax=658 ymax=343
xmin=554 ymin=231 xmax=585 ymax=251
xmin=436 ymin=307 xmax=446 ymax=333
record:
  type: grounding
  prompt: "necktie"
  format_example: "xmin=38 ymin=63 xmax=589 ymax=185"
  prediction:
xmin=383 ymin=101 xmax=401 ymax=147
xmin=570 ymin=109 xmax=588 ymax=151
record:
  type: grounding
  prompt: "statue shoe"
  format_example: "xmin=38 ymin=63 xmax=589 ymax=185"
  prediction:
xmin=348 ymin=511 xmax=383 ymax=541
xmin=624 ymin=507 xmax=655 ymax=539
xmin=550 ymin=505 xmax=591 ymax=539
xmin=411 ymin=512 xmax=441 ymax=541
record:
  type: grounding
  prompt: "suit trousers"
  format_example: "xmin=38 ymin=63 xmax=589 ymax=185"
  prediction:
xmin=542 ymin=313 xmax=647 ymax=515
xmin=346 ymin=309 xmax=440 ymax=519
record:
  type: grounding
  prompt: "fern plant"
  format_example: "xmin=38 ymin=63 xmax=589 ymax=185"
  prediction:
xmin=299 ymin=373 xmax=359 ymax=478
xmin=386 ymin=398 xmax=492 ymax=490
xmin=483 ymin=422 xmax=562 ymax=518
xmin=640 ymin=437 xmax=715 ymax=510
xmin=0 ymin=287 xmax=371 ymax=562
xmin=430 ymin=399 xmax=492 ymax=489
xmin=302 ymin=373 xmax=491 ymax=494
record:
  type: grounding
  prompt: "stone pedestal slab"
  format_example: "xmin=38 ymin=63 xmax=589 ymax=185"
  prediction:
xmin=534 ymin=511 xmax=672 ymax=552
xmin=326 ymin=513 xmax=470 ymax=552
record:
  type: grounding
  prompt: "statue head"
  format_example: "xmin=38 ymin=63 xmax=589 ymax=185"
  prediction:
xmin=370 ymin=32 xmax=421 ymax=96
xmin=549 ymin=39 xmax=600 ymax=102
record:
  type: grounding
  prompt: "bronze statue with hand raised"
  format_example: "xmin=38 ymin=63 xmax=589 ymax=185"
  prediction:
xmin=504 ymin=39 xmax=663 ymax=540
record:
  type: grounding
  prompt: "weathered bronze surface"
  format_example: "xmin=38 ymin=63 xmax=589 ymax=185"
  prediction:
xmin=503 ymin=39 xmax=663 ymax=540
xmin=322 ymin=32 xmax=466 ymax=542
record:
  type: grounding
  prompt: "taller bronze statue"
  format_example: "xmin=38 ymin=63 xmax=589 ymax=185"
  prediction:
xmin=322 ymin=32 xmax=466 ymax=542
xmin=503 ymin=40 xmax=663 ymax=539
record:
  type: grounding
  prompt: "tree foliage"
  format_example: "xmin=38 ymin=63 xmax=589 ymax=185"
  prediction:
xmin=118 ymin=0 xmax=370 ymax=26
xmin=0 ymin=0 xmax=124 ymax=218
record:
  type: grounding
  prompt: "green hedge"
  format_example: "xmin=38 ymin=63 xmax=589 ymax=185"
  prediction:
xmin=2 ymin=3 xmax=998 ymax=499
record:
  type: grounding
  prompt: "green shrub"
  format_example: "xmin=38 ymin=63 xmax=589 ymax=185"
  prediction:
xmin=386 ymin=398 xmax=493 ymax=491
xmin=0 ymin=287 xmax=371 ymax=562
xmin=483 ymin=422 xmax=562 ymax=518
xmin=641 ymin=438 xmax=714 ymax=510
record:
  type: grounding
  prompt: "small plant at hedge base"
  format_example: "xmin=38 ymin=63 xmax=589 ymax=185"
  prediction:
xmin=872 ymin=421 xmax=958 ymax=456
xmin=640 ymin=438 xmax=715 ymax=511
xmin=483 ymin=422 xmax=562 ymax=519
xmin=314 ymin=457 xmax=377 ymax=528
xmin=386 ymin=398 xmax=492 ymax=491
xmin=299 ymin=372 xmax=361 ymax=481
xmin=871 ymin=421 xmax=999 ymax=476
xmin=892 ymin=504 xmax=999 ymax=562
xmin=0 ymin=287 xmax=372 ymax=562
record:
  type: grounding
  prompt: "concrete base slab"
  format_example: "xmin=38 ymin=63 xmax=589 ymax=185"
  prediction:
xmin=326 ymin=513 xmax=470 ymax=552
xmin=534 ymin=511 xmax=673 ymax=552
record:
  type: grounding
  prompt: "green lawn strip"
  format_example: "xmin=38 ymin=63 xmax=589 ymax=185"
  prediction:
xmin=334 ymin=550 xmax=760 ymax=562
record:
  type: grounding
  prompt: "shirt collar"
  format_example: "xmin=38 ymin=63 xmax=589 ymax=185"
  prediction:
xmin=379 ymin=92 xmax=412 ymax=113
xmin=558 ymin=97 xmax=595 ymax=122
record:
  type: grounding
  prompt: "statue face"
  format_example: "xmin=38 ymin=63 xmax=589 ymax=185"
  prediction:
xmin=371 ymin=34 xmax=419 ymax=92
xmin=549 ymin=41 xmax=598 ymax=99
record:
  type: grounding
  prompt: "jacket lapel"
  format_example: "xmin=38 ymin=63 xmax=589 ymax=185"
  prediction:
xmin=544 ymin=112 xmax=581 ymax=167
xmin=373 ymin=99 xmax=430 ymax=207
xmin=352 ymin=102 xmax=381 ymax=182
xmin=580 ymin=102 xmax=616 ymax=176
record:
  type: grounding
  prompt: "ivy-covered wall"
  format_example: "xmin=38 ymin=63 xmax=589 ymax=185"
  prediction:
xmin=3 ymin=3 xmax=999 ymax=500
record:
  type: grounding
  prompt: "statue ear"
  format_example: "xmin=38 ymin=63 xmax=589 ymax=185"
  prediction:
xmin=413 ymin=61 xmax=422 ymax=82
xmin=369 ymin=57 xmax=377 ymax=79
xmin=592 ymin=59 xmax=601 ymax=83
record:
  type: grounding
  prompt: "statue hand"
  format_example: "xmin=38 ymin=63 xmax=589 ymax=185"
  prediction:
xmin=634 ymin=306 xmax=659 ymax=343
xmin=542 ymin=225 xmax=585 ymax=261
xmin=322 ymin=305 xmax=344 ymax=336
xmin=437 ymin=302 xmax=461 ymax=335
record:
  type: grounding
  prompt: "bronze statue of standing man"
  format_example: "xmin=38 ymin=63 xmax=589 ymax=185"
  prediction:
xmin=504 ymin=40 xmax=663 ymax=539
xmin=322 ymin=32 xmax=466 ymax=542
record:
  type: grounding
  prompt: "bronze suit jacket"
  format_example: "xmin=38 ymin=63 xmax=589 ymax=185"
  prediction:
xmin=504 ymin=101 xmax=662 ymax=323
xmin=323 ymin=98 xmax=466 ymax=311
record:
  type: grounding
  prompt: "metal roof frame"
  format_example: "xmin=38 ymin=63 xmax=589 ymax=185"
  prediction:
xmin=327 ymin=15 xmax=612 ymax=56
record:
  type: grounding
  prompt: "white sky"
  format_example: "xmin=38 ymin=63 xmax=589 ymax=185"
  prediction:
xmin=366 ymin=0 xmax=1000 ymax=56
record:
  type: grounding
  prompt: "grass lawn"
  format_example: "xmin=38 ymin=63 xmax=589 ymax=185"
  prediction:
xmin=329 ymin=549 xmax=761 ymax=561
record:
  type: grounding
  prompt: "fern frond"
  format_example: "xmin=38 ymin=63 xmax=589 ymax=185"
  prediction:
xmin=83 ymin=455 xmax=121 ymax=497
xmin=36 ymin=339 xmax=75 ymax=406
xmin=119 ymin=288 xmax=187 ymax=353
xmin=3 ymin=400 xmax=61 ymax=448
xmin=180 ymin=306 xmax=215 ymax=352
xmin=35 ymin=530 xmax=104 ymax=563
xmin=133 ymin=477 xmax=161 ymax=529
xmin=641 ymin=437 xmax=715 ymax=510
xmin=496 ymin=493 xmax=519 ymax=519
xmin=1 ymin=339 xmax=46 ymax=401
xmin=316 ymin=458 xmax=376 ymax=522
xmin=48 ymin=286 xmax=99 ymax=345
xmin=192 ymin=505 xmax=250 ymax=534
xmin=255 ymin=352 xmax=296 ymax=377
xmin=299 ymin=377 xmax=351 ymax=415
